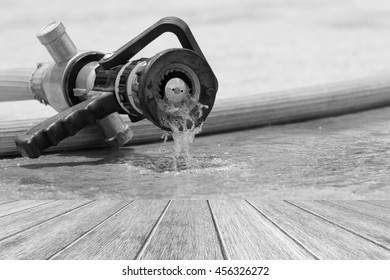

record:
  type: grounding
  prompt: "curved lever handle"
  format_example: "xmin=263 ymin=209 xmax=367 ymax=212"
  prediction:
xmin=15 ymin=92 xmax=120 ymax=158
xmin=99 ymin=16 xmax=206 ymax=69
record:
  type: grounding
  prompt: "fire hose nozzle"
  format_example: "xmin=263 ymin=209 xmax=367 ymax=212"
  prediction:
xmin=16 ymin=17 xmax=218 ymax=158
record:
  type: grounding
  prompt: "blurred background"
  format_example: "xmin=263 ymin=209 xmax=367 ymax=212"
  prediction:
xmin=1 ymin=0 xmax=390 ymax=121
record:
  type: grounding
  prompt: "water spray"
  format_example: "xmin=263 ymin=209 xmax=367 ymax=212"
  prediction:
xmin=16 ymin=17 xmax=218 ymax=158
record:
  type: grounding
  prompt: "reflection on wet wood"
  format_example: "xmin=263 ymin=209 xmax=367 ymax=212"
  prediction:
xmin=0 ymin=200 xmax=389 ymax=260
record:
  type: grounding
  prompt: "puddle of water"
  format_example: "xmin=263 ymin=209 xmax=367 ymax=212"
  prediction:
xmin=126 ymin=153 xmax=223 ymax=173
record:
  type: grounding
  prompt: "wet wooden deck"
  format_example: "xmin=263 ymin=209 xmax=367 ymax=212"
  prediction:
xmin=2 ymin=0 xmax=390 ymax=199
xmin=2 ymin=106 xmax=390 ymax=199
xmin=0 ymin=200 xmax=389 ymax=260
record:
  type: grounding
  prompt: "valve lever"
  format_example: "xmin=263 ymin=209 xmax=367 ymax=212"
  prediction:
xmin=16 ymin=92 xmax=120 ymax=158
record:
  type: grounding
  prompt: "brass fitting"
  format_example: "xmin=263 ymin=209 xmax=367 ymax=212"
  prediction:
xmin=29 ymin=21 xmax=133 ymax=147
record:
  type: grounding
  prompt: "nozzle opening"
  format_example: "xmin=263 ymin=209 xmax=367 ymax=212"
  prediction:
xmin=159 ymin=70 xmax=193 ymax=103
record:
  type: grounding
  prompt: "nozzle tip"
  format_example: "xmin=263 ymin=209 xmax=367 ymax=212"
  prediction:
xmin=36 ymin=21 xmax=77 ymax=64
xmin=37 ymin=21 xmax=65 ymax=45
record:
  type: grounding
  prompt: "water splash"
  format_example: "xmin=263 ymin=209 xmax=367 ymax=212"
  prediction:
xmin=159 ymin=132 xmax=170 ymax=153
xmin=158 ymin=96 xmax=208 ymax=170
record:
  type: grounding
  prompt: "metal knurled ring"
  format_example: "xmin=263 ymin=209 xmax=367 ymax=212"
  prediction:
xmin=117 ymin=59 xmax=146 ymax=117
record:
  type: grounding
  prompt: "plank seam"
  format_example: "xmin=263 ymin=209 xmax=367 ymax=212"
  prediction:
xmin=361 ymin=201 xmax=390 ymax=210
xmin=286 ymin=201 xmax=390 ymax=252
xmin=0 ymin=200 xmax=95 ymax=243
xmin=47 ymin=201 xmax=134 ymax=260
xmin=207 ymin=201 xmax=230 ymax=260
xmin=135 ymin=200 xmax=172 ymax=260
xmin=0 ymin=200 xmax=56 ymax=219
xmin=246 ymin=200 xmax=319 ymax=260
xmin=323 ymin=201 xmax=390 ymax=224
xmin=0 ymin=200 xmax=18 ymax=206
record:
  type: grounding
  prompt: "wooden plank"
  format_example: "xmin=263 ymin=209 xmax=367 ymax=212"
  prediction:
xmin=0 ymin=200 xmax=53 ymax=217
xmin=365 ymin=201 xmax=390 ymax=209
xmin=139 ymin=201 xmax=224 ymax=260
xmin=326 ymin=201 xmax=390 ymax=222
xmin=208 ymin=201 xmax=314 ymax=259
xmin=289 ymin=201 xmax=390 ymax=249
xmin=53 ymin=201 xmax=169 ymax=260
xmin=248 ymin=201 xmax=390 ymax=259
xmin=0 ymin=200 xmax=91 ymax=240
xmin=3 ymin=75 xmax=390 ymax=158
xmin=0 ymin=201 xmax=17 ymax=206
xmin=0 ymin=201 xmax=129 ymax=260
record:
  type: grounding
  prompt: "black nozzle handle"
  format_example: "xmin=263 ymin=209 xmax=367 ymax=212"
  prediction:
xmin=15 ymin=92 xmax=120 ymax=158
xmin=99 ymin=16 xmax=206 ymax=69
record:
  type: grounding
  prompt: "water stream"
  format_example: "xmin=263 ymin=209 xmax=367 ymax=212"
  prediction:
xmin=158 ymin=95 xmax=208 ymax=171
